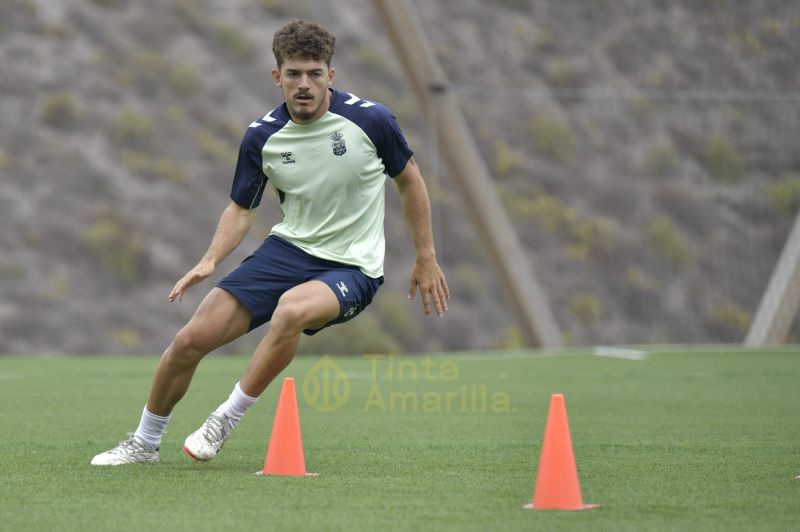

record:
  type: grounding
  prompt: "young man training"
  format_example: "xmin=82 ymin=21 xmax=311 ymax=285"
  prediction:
xmin=91 ymin=19 xmax=449 ymax=465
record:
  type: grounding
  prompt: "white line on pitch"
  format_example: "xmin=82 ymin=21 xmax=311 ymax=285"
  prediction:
xmin=593 ymin=346 xmax=649 ymax=360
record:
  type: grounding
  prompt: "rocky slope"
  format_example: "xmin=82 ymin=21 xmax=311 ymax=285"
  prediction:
xmin=1 ymin=0 xmax=799 ymax=354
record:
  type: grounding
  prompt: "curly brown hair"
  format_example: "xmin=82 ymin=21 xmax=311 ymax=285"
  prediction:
xmin=272 ymin=19 xmax=336 ymax=68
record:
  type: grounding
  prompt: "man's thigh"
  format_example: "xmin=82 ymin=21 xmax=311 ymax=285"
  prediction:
xmin=275 ymin=280 xmax=341 ymax=332
xmin=183 ymin=287 xmax=253 ymax=349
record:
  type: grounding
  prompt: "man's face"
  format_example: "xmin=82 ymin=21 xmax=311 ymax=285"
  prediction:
xmin=273 ymin=57 xmax=335 ymax=124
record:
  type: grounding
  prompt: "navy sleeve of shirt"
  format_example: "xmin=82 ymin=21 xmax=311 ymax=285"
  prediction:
xmin=330 ymin=91 xmax=414 ymax=178
xmin=370 ymin=103 xmax=414 ymax=178
xmin=230 ymin=112 xmax=284 ymax=209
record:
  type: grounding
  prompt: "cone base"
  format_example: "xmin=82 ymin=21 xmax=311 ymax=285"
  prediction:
xmin=523 ymin=502 xmax=599 ymax=511
xmin=254 ymin=470 xmax=319 ymax=477
xmin=255 ymin=470 xmax=319 ymax=477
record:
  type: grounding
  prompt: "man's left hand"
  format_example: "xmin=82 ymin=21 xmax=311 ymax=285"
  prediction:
xmin=408 ymin=258 xmax=449 ymax=317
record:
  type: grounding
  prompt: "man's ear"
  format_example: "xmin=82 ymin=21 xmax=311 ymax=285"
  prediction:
xmin=272 ymin=68 xmax=281 ymax=87
xmin=327 ymin=67 xmax=335 ymax=86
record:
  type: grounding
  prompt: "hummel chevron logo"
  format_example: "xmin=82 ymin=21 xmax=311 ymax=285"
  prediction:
xmin=249 ymin=109 xmax=278 ymax=128
xmin=344 ymin=92 xmax=375 ymax=108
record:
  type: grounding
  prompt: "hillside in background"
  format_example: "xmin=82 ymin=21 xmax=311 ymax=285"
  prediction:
xmin=1 ymin=0 xmax=799 ymax=355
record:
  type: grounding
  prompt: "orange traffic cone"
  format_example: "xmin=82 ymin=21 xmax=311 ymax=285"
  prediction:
xmin=523 ymin=393 xmax=598 ymax=510
xmin=256 ymin=377 xmax=317 ymax=476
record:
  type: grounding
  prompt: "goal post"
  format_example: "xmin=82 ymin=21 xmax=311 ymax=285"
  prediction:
xmin=745 ymin=210 xmax=800 ymax=346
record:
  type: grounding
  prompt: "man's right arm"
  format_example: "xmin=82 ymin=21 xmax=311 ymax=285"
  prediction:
xmin=168 ymin=201 xmax=257 ymax=302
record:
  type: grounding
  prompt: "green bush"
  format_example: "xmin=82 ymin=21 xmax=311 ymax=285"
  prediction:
xmin=531 ymin=29 xmax=556 ymax=53
xmin=198 ymin=129 xmax=236 ymax=165
xmin=169 ymin=64 xmax=199 ymax=97
xmin=112 ymin=328 xmax=143 ymax=350
xmin=45 ymin=271 xmax=71 ymax=299
xmin=546 ymin=59 xmax=575 ymax=88
xmin=493 ymin=139 xmax=524 ymax=176
xmin=704 ymin=134 xmax=744 ymax=183
xmin=0 ymin=149 xmax=12 ymax=170
xmin=41 ymin=91 xmax=78 ymax=129
xmin=648 ymin=215 xmax=690 ymax=267
xmin=124 ymin=51 xmax=175 ymax=96
xmin=375 ymin=292 xmax=422 ymax=347
xmin=129 ymin=51 xmax=165 ymax=72
xmin=625 ymin=267 xmax=658 ymax=292
xmin=529 ymin=116 xmax=576 ymax=165
xmin=531 ymin=188 xmax=573 ymax=232
xmin=452 ymin=264 xmax=486 ymax=303
xmin=175 ymin=0 xmax=203 ymax=31
xmin=566 ymin=218 xmax=611 ymax=261
xmin=569 ymin=293 xmax=602 ymax=324
xmin=713 ymin=302 xmax=750 ymax=336
xmin=215 ymin=24 xmax=255 ymax=60
xmin=767 ymin=175 xmax=800 ymax=215
xmin=762 ymin=18 xmax=784 ymax=36
xmin=502 ymin=185 xmax=611 ymax=260
xmin=298 ymin=314 xmax=401 ymax=355
xmin=165 ymin=106 xmax=186 ymax=125
xmin=495 ymin=325 xmax=524 ymax=350
xmin=258 ymin=0 xmax=287 ymax=15
xmin=22 ymin=0 xmax=37 ymax=15
xmin=80 ymin=218 xmax=144 ymax=284
xmin=743 ymin=30 xmax=766 ymax=53
xmin=112 ymin=109 xmax=154 ymax=144
xmin=121 ymin=150 xmax=187 ymax=183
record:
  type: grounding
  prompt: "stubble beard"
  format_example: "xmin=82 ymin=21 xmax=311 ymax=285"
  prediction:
xmin=290 ymin=95 xmax=326 ymax=123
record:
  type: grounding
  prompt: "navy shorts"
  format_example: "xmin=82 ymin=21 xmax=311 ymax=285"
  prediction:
xmin=217 ymin=235 xmax=383 ymax=335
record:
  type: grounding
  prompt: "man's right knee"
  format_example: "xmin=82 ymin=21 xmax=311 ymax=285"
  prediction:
xmin=167 ymin=327 xmax=216 ymax=365
xmin=163 ymin=288 xmax=252 ymax=365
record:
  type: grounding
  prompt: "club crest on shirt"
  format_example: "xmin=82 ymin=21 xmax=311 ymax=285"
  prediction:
xmin=330 ymin=130 xmax=346 ymax=156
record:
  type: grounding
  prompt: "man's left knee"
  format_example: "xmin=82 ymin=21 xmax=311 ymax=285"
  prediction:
xmin=272 ymin=293 xmax=320 ymax=333
xmin=272 ymin=289 xmax=338 ymax=332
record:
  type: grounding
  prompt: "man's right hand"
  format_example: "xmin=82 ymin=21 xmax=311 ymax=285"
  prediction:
xmin=169 ymin=260 xmax=215 ymax=302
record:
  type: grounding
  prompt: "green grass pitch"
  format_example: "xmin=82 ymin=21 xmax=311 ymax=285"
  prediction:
xmin=1 ymin=347 xmax=798 ymax=531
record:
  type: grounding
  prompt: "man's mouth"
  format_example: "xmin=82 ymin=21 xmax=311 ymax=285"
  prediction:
xmin=296 ymin=94 xmax=313 ymax=102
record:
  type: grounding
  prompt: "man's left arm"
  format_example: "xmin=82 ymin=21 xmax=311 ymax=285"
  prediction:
xmin=394 ymin=157 xmax=450 ymax=317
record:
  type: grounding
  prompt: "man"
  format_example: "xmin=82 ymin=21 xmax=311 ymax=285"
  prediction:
xmin=91 ymin=19 xmax=449 ymax=465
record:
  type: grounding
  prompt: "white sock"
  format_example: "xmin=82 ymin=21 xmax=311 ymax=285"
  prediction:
xmin=214 ymin=382 xmax=259 ymax=430
xmin=134 ymin=406 xmax=171 ymax=449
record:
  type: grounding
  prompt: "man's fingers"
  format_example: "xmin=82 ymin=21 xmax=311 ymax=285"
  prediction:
xmin=420 ymin=288 xmax=432 ymax=316
xmin=169 ymin=276 xmax=191 ymax=302
xmin=168 ymin=262 xmax=215 ymax=303
xmin=432 ymin=290 xmax=444 ymax=316
xmin=441 ymin=276 xmax=450 ymax=300
xmin=408 ymin=279 xmax=418 ymax=301
xmin=409 ymin=265 xmax=450 ymax=317
xmin=169 ymin=284 xmax=183 ymax=302
xmin=437 ymin=283 xmax=448 ymax=313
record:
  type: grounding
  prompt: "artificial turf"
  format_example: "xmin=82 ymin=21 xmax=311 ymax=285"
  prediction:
xmin=1 ymin=347 xmax=798 ymax=531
